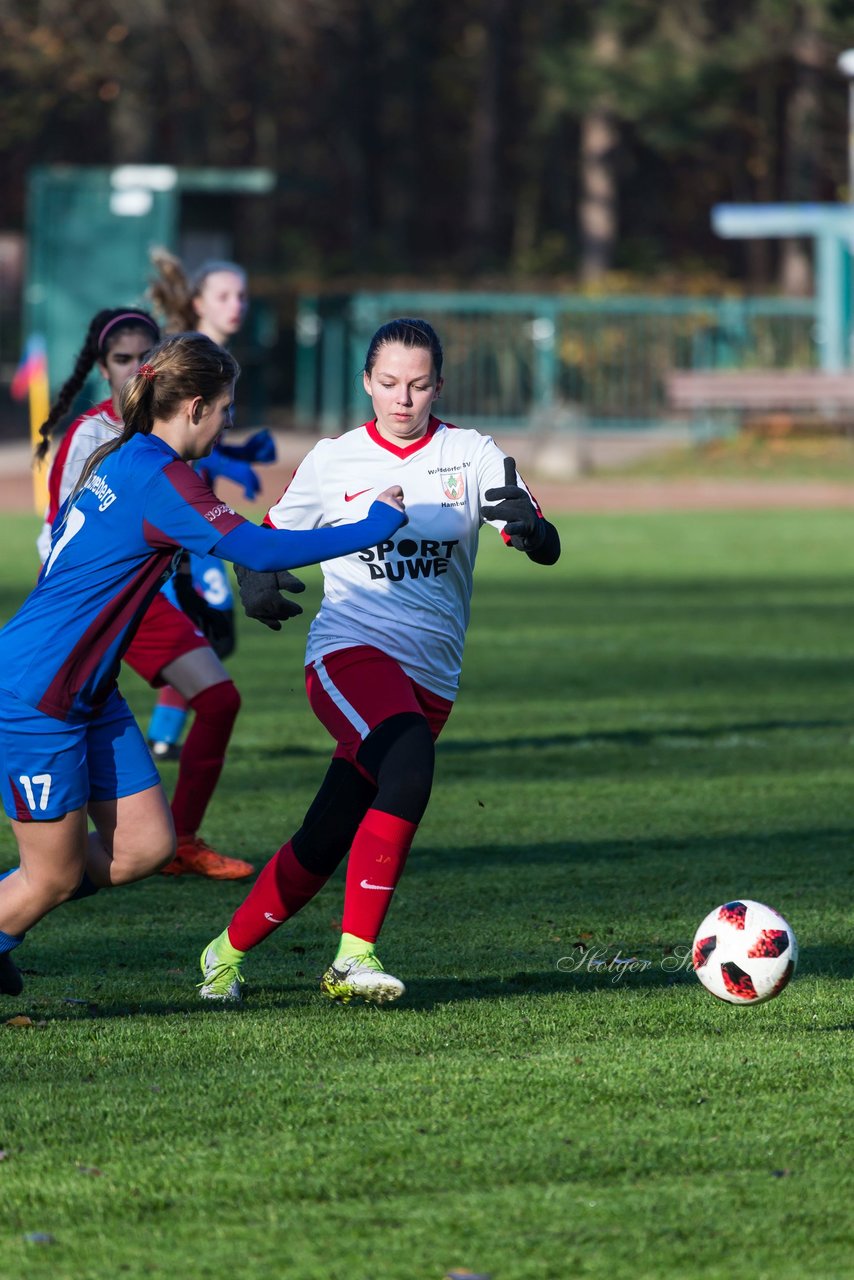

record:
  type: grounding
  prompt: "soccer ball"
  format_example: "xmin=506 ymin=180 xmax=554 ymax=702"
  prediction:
xmin=692 ymin=900 xmax=798 ymax=1004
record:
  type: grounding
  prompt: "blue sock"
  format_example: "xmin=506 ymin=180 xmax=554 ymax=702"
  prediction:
xmin=147 ymin=704 xmax=187 ymax=746
xmin=70 ymin=873 xmax=100 ymax=901
xmin=0 ymin=929 xmax=24 ymax=954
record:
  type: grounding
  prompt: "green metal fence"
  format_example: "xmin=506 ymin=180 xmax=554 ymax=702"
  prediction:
xmin=294 ymin=291 xmax=819 ymax=432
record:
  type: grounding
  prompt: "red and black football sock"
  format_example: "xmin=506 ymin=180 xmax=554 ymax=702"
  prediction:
xmin=227 ymin=841 xmax=328 ymax=952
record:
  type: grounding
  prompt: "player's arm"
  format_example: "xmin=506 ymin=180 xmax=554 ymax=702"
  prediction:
xmin=212 ymin=488 xmax=407 ymax=574
xmin=151 ymin=449 xmax=399 ymax=573
xmin=226 ymin=445 xmax=328 ymax=631
xmin=480 ymin=456 xmax=560 ymax=565
xmin=214 ymin=429 xmax=276 ymax=464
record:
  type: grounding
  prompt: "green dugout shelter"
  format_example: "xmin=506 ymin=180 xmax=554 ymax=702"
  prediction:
xmin=24 ymin=164 xmax=275 ymax=398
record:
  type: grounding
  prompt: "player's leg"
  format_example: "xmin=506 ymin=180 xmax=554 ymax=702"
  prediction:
xmin=84 ymin=689 xmax=175 ymax=885
xmin=0 ymin=688 xmax=165 ymax=994
xmin=319 ymin=715 xmax=434 ymax=1005
xmin=323 ymin=711 xmax=435 ymax=995
xmin=197 ymin=646 xmax=390 ymax=1003
xmin=124 ymin=598 xmax=249 ymax=881
xmin=156 ymin=648 xmax=248 ymax=880
xmin=197 ymin=645 xmax=449 ymax=1006
xmin=147 ymin=686 xmax=188 ymax=761
xmin=0 ymin=807 xmax=90 ymax=994
xmin=86 ymin=785 xmax=175 ymax=885
xmin=149 ymin=553 xmax=236 ymax=757
xmin=311 ymin=647 xmax=453 ymax=1004
xmin=198 ymin=757 xmax=377 ymax=1002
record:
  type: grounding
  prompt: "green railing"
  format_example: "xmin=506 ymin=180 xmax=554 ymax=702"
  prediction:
xmin=294 ymin=291 xmax=819 ymax=432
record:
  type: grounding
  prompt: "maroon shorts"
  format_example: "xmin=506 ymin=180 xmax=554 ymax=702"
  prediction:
xmin=123 ymin=592 xmax=210 ymax=687
xmin=306 ymin=645 xmax=453 ymax=766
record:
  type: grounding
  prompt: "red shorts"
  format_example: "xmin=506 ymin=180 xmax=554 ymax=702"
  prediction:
xmin=123 ymin=592 xmax=209 ymax=687
xmin=306 ymin=645 xmax=453 ymax=766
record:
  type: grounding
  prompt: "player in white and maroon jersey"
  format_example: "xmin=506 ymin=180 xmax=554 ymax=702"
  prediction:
xmin=199 ymin=317 xmax=561 ymax=1006
xmin=33 ymin=309 xmax=257 ymax=882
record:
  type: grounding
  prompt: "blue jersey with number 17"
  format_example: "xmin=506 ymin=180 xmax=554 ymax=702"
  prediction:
xmin=0 ymin=433 xmax=245 ymax=722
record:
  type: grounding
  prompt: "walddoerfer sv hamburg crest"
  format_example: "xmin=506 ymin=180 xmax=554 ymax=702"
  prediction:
xmin=441 ymin=472 xmax=465 ymax=501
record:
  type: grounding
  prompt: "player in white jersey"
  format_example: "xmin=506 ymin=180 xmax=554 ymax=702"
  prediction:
xmin=198 ymin=317 xmax=561 ymax=1006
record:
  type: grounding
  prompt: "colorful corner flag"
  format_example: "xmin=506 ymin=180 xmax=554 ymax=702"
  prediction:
xmin=11 ymin=334 xmax=48 ymax=401
xmin=12 ymin=335 xmax=50 ymax=513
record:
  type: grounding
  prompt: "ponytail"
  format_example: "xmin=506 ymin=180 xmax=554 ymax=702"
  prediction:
xmin=148 ymin=247 xmax=196 ymax=332
xmin=149 ymin=246 xmax=247 ymax=334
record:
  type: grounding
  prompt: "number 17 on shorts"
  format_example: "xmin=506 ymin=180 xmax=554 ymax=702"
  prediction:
xmin=17 ymin=773 xmax=52 ymax=813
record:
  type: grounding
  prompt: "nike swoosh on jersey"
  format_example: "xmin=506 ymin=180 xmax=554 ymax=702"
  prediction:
xmin=264 ymin=912 xmax=285 ymax=923
xmin=360 ymin=878 xmax=395 ymax=891
xmin=344 ymin=488 xmax=373 ymax=502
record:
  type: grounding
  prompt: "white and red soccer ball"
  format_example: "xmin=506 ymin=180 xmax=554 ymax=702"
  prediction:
xmin=692 ymin=900 xmax=798 ymax=1004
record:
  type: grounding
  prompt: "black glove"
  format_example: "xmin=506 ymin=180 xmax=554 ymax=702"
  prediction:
xmin=234 ymin=562 xmax=305 ymax=631
xmin=172 ymin=569 xmax=235 ymax=650
xmin=480 ymin=456 xmax=546 ymax=552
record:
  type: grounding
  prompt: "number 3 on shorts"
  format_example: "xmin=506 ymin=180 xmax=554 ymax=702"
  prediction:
xmin=19 ymin=774 xmax=52 ymax=811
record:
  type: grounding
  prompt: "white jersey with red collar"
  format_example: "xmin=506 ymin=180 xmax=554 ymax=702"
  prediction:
xmin=264 ymin=416 xmax=541 ymax=700
xmin=37 ymin=399 xmax=121 ymax=563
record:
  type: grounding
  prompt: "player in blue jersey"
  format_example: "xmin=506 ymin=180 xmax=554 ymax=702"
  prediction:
xmin=34 ymin=307 xmax=259 ymax=880
xmin=0 ymin=331 xmax=406 ymax=998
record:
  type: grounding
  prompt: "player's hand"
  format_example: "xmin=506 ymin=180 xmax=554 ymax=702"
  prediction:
xmin=480 ymin=456 xmax=545 ymax=551
xmin=234 ymin=563 xmax=305 ymax=631
xmin=200 ymin=450 xmax=262 ymax=501
xmin=219 ymin=430 xmax=277 ymax=465
xmin=242 ymin=430 xmax=277 ymax=464
xmin=376 ymin=485 xmax=405 ymax=514
xmin=172 ymin=571 xmax=234 ymax=648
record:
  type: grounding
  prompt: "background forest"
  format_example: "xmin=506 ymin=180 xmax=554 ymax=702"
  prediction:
xmin=4 ymin=0 xmax=854 ymax=293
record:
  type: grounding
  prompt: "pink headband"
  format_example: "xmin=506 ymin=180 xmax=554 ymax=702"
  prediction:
xmin=98 ymin=312 xmax=158 ymax=351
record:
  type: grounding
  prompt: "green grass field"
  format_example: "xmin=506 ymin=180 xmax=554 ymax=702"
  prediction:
xmin=0 ymin=506 xmax=852 ymax=1280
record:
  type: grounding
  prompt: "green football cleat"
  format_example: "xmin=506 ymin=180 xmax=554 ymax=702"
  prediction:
xmin=320 ymin=952 xmax=405 ymax=1005
xmin=198 ymin=939 xmax=245 ymax=1003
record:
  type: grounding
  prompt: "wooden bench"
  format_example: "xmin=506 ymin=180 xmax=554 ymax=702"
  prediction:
xmin=666 ymin=369 xmax=854 ymax=434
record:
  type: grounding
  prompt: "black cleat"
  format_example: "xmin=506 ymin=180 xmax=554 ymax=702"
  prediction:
xmin=0 ymin=951 xmax=23 ymax=996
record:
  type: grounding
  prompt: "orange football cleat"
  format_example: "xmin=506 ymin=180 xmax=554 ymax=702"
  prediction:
xmin=160 ymin=836 xmax=255 ymax=881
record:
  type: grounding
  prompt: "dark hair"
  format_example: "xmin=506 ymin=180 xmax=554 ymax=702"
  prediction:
xmin=149 ymin=246 xmax=247 ymax=333
xmin=34 ymin=308 xmax=160 ymax=462
xmin=76 ymin=333 xmax=239 ymax=493
xmin=364 ymin=318 xmax=443 ymax=380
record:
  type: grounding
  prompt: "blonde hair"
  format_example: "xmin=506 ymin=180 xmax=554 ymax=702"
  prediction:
xmin=148 ymin=246 xmax=247 ymax=333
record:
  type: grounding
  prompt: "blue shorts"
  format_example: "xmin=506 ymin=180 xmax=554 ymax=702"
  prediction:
xmin=0 ymin=687 xmax=161 ymax=822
